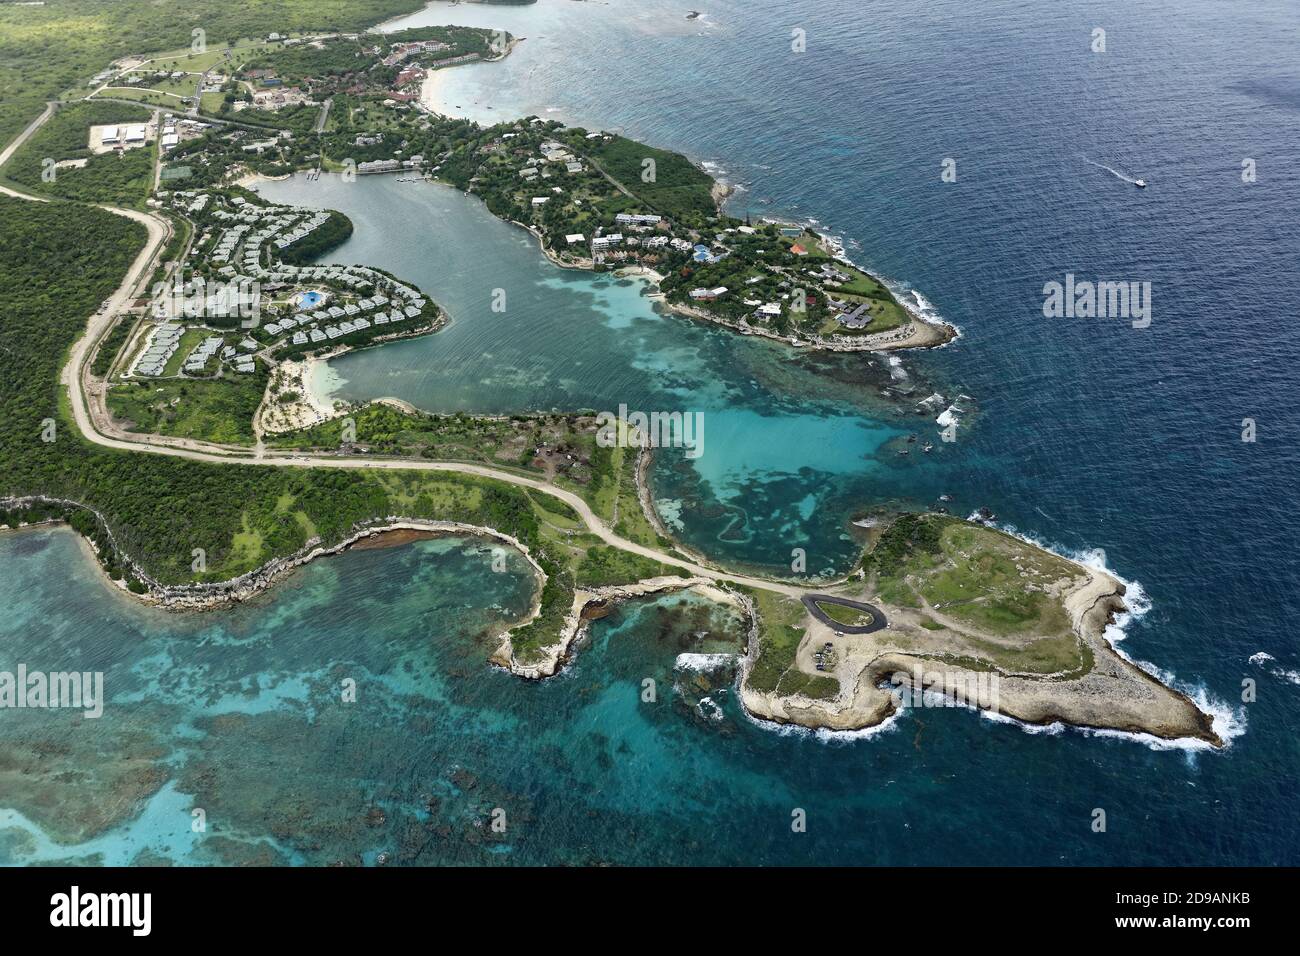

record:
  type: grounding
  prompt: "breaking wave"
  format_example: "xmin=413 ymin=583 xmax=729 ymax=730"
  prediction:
xmin=1249 ymin=650 xmax=1300 ymax=686
xmin=979 ymin=523 xmax=1246 ymax=750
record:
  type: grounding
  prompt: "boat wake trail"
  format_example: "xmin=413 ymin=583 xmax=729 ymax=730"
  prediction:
xmin=1081 ymin=156 xmax=1143 ymax=186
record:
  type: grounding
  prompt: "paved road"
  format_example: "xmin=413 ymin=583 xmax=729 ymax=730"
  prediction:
xmin=0 ymin=102 xmax=819 ymax=600
xmin=801 ymin=594 xmax=888 ymax=633
xmin=0 ymin=101 xmax=56 ymax=172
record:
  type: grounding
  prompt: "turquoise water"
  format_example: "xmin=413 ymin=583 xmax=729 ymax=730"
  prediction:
xmin=294 ymin=290 xmax=324 ymax=311
xmin=0 ymin=526 xmax=1281 ymax=867
xmin=0 ymin=527 xmax=759 ymax=866
xmin=261 ymin=174 xmax=953 ymax=576
xmin=3 ymin=0 xmax=1298 ymax=865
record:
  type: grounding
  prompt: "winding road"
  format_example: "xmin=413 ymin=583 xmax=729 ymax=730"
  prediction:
xmin=801 ymin=594 xmax=888 ymax=634
xmin=1 ymin=101 xmax=820 ymax=600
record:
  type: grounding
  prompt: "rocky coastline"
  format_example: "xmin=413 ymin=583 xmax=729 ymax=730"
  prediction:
xmin=490 ymin=575 xmax=747 ymax=679
xmin=0 ymin=497 xmax=543 ymax=614
xmin=739 ymin=565 xmax=1224 ymax=747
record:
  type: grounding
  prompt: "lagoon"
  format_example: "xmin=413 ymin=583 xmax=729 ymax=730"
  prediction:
xmin=3 ymin=0 xmax=1298 ymax=866
xmin=259 ymin=173 xmax=961 ymax=576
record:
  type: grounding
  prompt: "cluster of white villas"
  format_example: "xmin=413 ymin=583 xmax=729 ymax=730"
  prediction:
xmin=564 ymin=212 xmax=694 ymax=260
xmin=181 ymin=334 xmax=229 ymax=374
xmin=518 ymin=139 xmax=584 ymax=182
xmin=130 ymin=323 xmax=183 ymax=377
xmin=264 ymin=291 xmax=426 ymax=346
xmin=136 ymin=190 xmax=431 ymax=370
xmin=196 ymin=195 xmax=332 ymax=266
xmin=130 ymin=325 xmax=258 ymax=378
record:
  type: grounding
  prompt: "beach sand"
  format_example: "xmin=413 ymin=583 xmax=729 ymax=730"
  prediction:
xmin=419 ymin=69 xmax=453 ymax=118
xmin=418 ymin=37 xmax=521 ymax=119
xmin=256 ymin=357 xmax=341 ymax=436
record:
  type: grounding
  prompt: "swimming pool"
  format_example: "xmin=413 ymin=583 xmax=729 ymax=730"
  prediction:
xmin=292 ymin=290 xmax=326 ymax=311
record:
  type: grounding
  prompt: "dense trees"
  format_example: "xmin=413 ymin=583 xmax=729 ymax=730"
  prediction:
xmin=276 ymin=209 xmax=352 ymax=264
xmin=0 ymin=0 xmax=430 ymax=146
xmin=1 ymin=101 xmax=156 ymax=207
xmin=0 ymin=196 xmax=565 ymax=601
xmin=581 ymin=133 xmax=718 ymax=227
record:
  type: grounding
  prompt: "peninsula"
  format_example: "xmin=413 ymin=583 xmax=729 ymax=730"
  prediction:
xmin=0 ymin=11 xmax=1218 ymax=748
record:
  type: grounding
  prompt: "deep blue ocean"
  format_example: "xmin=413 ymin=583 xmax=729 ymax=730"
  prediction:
xmin=2 ymin=0 xmax=1297 ymax=865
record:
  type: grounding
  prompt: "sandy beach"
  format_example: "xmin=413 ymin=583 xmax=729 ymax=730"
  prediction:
xmin=418 ymin=37 xmax=520 ymax=118
xmin=256 ymin=357 xmax=340 ymax=436
xmin=419 ymin=68 xmax=453 ymax=118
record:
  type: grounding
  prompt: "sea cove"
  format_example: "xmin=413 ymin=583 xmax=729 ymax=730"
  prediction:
xmin=260 ymin=173 xmax=959 ymax=576
xmin=0 ymin=522 xmax=1258 ymax=868
xmin=0 ymin=0 xmax=1295 ymax=871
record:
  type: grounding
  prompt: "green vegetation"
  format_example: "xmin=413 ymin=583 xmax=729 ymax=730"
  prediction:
xmin=0 ymin=185 xmax=700 ymax=675
xmin=863 ymin=511 xmax=945 ymax=576
xmin=575 ymin=545 xmax=675 ymax=589
xmin=106 ymin=369 xmax=269 ymax=445
xmin=143 ymin=28 xmax=914 ymax=346
xmin=0 ymin=4 xmax=927 ymax=700
xmin=270 ymin=404 xmax=602 ymax=482
xmin=873 ymin=516 xmax=1080 ymax=639
xmin=144 ymin=37 xmax=279 ymax=76
xmin=96 ymin=86 xmax=191 ymax=110
xmin=582 ymin=133 xmax=718 ymax=226
xmin=237 ymin=25 xmax=497 ymax=92
xmin=957 ymin=630 xmax=1092 ymax=677
xmin=277 ymin=209 xmax=351 ymax=264
xmin=0 ymin=0 xmax=431 ymax=147
xmin=270 ymin=405 xmax=670 ymax=560
xmin=90 ymin=316 xmax=136 ymax=377
xmin=814 ymin=599 xmax=875 ymax=629
xmin=865 ymin=513 xmax=1089 ymax=675
xmin=587 ymin=439 xmax=670 ymax=551
xmin=0 ymin=100 xmax=155 ymax=207
xmin=145 ymin=213 xmax=191 ymax=291
xmin=743 ymin=590 xmax=840 ymax=699
xmin=776 ymin=668 xmax=840 ymax=700
xmin=0 ymin=195 xmax=571 ymax=596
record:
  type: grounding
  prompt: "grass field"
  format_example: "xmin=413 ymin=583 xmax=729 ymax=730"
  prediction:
xmin=815 ymin=599 xmax=875 ymax=629
xmin=743 ymin=590 xmax=837 ymax=700
xmin=119 ymin=72 xmax=201 ymax=97
xmin=143 ymin=38 xmax=277 ymax=75
xmin=915 ymin=522 xmax=1078 ymax=637
xmin=199 ymin=91 xmax=226 ymax=115
xmin=107 ymin=370 xmax=268 ymax=445
xmin=582 ymin=437 xmax=671 ymax=552
xmin=867 ymin=515 xmax=1090 ymax=674
xmin=95 ymin=87 xmax=189 ymax=110
xmin=160 ymin=329 xmax=208 ymax=376
xmin=575 ymin=545 xmax=675 ymax=588
xmin=817 ymin=295 xmax=909 ymax=335
xmin=96 ymin=70 xmax=201 ymax=109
